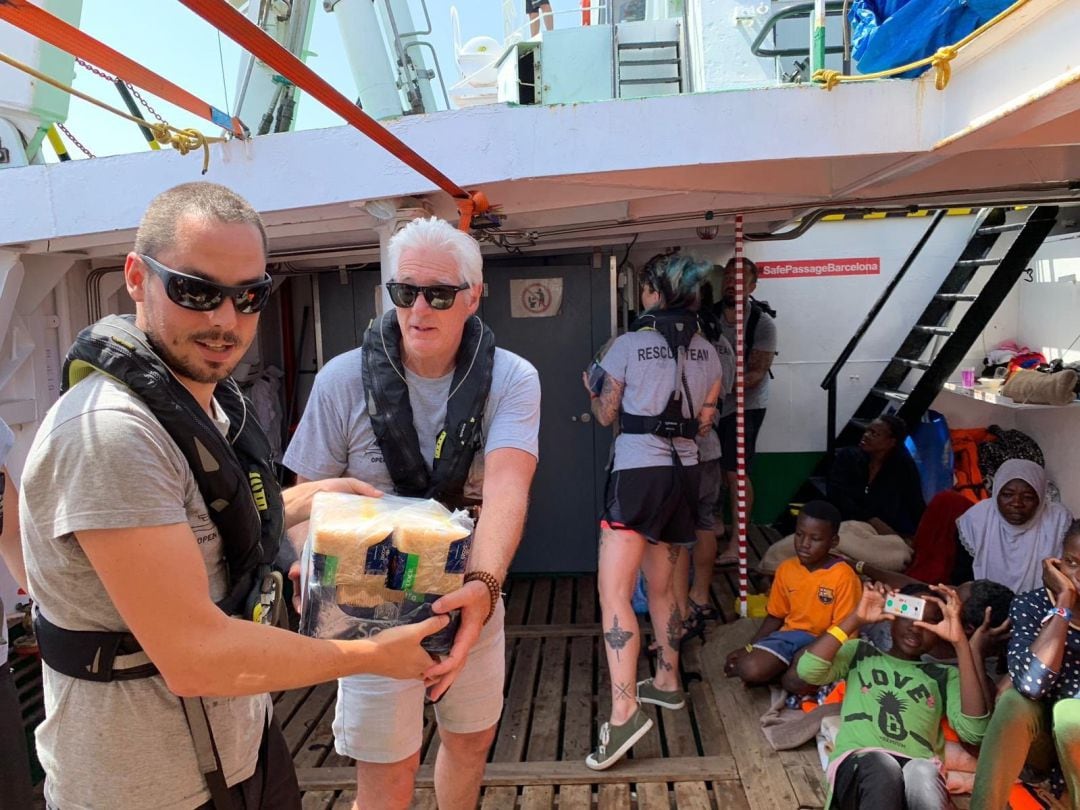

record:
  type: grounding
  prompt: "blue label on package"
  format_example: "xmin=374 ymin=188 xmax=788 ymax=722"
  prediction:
xmin=446 ymin=539 xmax=469 ymax=574
xmin=365 ymin=538 xmax=393 ymax=575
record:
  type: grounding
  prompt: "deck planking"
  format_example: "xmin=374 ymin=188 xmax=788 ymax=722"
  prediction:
xmin=285 ymin=557 xmax=845 ymax=809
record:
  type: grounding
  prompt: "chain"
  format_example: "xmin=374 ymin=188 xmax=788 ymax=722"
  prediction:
xmin=74 ymin=58 xmax=166 ymax=124
xmin=56 ymin=123 xmax=95 ymax=158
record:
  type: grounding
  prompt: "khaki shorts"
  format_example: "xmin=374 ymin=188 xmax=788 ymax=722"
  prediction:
xmin=332 ymin=600 xmax=506 ymax=763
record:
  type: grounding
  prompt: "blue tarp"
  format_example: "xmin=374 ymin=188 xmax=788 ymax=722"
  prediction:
xmin=850 ymin=0 xmax=1014 ymax=77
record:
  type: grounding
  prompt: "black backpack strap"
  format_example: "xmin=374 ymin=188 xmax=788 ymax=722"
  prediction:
xmin=181 ymin=697 xmax=238 ymax=810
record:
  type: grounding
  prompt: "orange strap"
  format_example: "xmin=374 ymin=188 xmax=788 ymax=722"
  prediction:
xmin=176 ymin=0 xmax=489 ymax=231
xmin=0 ymin=0 xmax=245 ymax=137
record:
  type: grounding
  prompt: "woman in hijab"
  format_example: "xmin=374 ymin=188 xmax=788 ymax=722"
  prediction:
xmin=827 ymin=414 xmax=926 ymax=537
xmin=954 ymin=458 xmax=1073 ymax=593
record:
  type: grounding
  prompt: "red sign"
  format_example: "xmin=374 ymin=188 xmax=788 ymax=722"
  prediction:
xmin=758 ymin=258 xmax=881 ymax=279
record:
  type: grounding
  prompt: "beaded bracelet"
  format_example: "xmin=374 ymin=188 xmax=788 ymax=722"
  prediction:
xmin=465 ymin=571 xmax=503 ymax=625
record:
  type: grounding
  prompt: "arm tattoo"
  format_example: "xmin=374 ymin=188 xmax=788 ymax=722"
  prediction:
xmin=746 ymin=349 xmax=774 ymax=388
xmin=591 ymin=374 xmax=625 ymax=427
xmin=603 ymin=615 xmax=634 ymax=662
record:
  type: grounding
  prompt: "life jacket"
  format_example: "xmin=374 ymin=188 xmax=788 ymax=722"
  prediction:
xmin=618 ymin=308 xmax=700 ymax=439
xmin=361 ymin=311 xmax=495 ymax=507
xmin=35 ymin=314 xmax=285 ymax=664
xmin=33 ymin=314 xmax=285 ymax=810
xmin=950 ymin=427 xmax=992 ymax=504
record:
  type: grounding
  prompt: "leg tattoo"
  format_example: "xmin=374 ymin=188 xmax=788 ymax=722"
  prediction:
xmin=666 ymin=605 xmax=683 ymax=649
xmin=613 ymin=681 xmax=634 ymax=704
xmin=667 ymin=543 xmax=681 ymax=564
xmin=656 ymin=647 xmax=674 ymax=672
xmin=604 ymin=615 xmax=634 ymax=663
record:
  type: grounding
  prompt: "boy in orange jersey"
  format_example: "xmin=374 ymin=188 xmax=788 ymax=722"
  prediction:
xmin=725 ymin=501 xmax=861 ymax=693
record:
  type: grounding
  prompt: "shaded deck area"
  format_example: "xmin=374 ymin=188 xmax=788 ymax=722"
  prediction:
xmin=284 ymin=528 xmax=850 ymax=809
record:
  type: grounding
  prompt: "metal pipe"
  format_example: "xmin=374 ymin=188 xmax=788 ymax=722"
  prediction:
xmin=113 ymin=80 xmax=161 ymax=148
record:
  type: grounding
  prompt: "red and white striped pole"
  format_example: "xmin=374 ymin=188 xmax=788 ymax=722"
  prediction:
xmin=734 ymin=214 xmax=750 ymax=617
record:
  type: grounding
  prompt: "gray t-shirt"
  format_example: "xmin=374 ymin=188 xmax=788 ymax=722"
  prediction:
xmin=720 ymin=305 xmax=778 ymax=415
xmin=600 ymin=331 xmax=722 ymax=471
xmin=696 ymin=333 xmax=735 ymax=463
xmin=283 ymin=346 xmax=541 ymax=495
xmin=20 ymin=374 xmax=268 ymax=810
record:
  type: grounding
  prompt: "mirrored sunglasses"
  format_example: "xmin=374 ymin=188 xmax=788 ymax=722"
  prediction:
xmin=140 ymin=254 xmax=273 ymax=315
xmin=386 ymin=282 xmax=470 ymax=311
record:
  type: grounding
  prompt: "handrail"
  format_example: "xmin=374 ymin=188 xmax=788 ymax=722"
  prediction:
xmin=750 ymin=1 xmax=846 ymax=59
xmin=820 ymin=209 xmax=947 ymax=391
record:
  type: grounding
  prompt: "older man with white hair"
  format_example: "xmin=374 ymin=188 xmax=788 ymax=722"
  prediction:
xmin=284 ymin=216 xmax=541 ymax=809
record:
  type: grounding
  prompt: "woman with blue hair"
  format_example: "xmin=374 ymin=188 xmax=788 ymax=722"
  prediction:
xmin=581 ymin=252 xmax=723 ymax=769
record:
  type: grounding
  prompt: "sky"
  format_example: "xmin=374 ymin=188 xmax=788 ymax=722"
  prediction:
xmin=33 ymin=0 xmax=581 ymax=160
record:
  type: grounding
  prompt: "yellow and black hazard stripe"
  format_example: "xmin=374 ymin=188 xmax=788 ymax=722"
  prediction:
xmin=821 ymin=206 xmax=1027 ymax=223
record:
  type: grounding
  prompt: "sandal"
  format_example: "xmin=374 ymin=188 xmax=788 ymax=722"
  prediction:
xmin=715 ymin=550 xmax=739 ymax=567
xmin=688 ymin=597 xmax=719 ymax=623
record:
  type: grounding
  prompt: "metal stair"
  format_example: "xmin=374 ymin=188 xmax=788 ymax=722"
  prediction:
xmin=840 ymin=206 xmax=1059 ymax=446
xmin=790 ymin=205 xmax=1060 ymax=514
xmin=616 ymin=33 xmax=682 ymax=97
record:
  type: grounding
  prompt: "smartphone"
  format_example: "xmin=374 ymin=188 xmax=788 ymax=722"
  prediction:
xmin=883 ymin=593 xmax=926 ymax=621
xmin=585 ymin=361 xmax=606 ymax=396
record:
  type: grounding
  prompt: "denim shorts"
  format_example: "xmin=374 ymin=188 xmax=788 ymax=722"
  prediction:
xmin=752 ymin=629 xmax=818 ymax=665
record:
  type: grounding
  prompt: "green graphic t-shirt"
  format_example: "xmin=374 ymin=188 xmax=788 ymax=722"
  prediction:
xmin=798 ymin=639 xmax=989 ymax=764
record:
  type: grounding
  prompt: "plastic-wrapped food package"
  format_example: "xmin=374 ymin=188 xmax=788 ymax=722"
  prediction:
xmin=300 ymin=492 xmax=473 ymax=655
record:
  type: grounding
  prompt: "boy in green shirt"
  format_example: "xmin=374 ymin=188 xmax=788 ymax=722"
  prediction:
xmin=797 ymin=581 xmax=989 ymax=809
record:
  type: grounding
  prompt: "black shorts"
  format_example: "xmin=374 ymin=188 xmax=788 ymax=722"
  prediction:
xmin=603 ymin=464 xmax=702 ymax=546
xmin=525 ymin=0 xmax=550 ymax=13
xmin=195 ymin=715 xmax=300 ymax=810
xmin=718 ymin=408 xmax=767 ymax=473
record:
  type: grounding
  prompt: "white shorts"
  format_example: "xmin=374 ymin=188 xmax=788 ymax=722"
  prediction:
xmin=332 ymin=600 xmax=506 ymax=763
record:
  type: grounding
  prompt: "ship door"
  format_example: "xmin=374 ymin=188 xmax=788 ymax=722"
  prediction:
xmin=480 ymin=254 xmax=612 ymax=573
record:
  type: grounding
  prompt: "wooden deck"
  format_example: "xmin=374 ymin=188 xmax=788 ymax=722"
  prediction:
xmin=283 ymin=528 xmax=843 ymax=810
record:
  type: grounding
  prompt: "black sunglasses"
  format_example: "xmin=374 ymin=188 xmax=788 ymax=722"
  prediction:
xmin=386 ymin=282 xmax=470 ymax=311
xmin=139 ymin=254 xmax=273 ymax=315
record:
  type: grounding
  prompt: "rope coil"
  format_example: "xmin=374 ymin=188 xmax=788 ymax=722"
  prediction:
xmin=813 ymin=0 xmax=1030 ymax=91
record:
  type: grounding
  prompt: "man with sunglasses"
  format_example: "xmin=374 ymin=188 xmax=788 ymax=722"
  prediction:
xmin=284 ymin=216 xmax=540 ymax=810
xmin=19 ymin=182 xmax=446 ymax=810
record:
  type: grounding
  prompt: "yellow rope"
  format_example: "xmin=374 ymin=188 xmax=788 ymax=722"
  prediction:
xmin=813 ymin=0 xmax=1032 ymax=91
xmin=0 ymin=50 xmax=225 ymax=173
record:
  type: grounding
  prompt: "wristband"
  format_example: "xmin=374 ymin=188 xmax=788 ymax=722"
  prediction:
xmin=1043 ymin=606 xmax=1073 ymax=626
xmin=855 ymin=560 xmax=865 ymax=575
xmin=465 ymin=571 xmax=503 ymax=625
xmin=827 ymin=625 xmax=849 ymax=645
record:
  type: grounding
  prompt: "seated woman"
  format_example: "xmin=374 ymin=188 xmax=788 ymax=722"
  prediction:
xmin=827 ymin=415 xmax=925 ymax=537
xmin=955 ymin=458 xmax=1072 ymax=594
xmin=970 ymin=522 xmax=1080 ymax=807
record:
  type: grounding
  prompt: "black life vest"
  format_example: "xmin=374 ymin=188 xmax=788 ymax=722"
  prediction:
xmin=361 ymin=311 xmax=495 ymax=507
xmin=34 ymin=315 xmax=285 ymax=810
xmin=618 ymin=308 xmax=700 ymax=439
xmin=62 ymin=315 xmax=284 ymax=615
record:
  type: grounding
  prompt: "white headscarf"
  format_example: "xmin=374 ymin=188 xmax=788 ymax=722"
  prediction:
xmin=957 ymin=459 xmax=1073 ymax=593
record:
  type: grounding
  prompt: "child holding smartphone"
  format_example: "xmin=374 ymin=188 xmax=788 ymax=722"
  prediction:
xmin=797 ymin=582 xmax=989 ymax=810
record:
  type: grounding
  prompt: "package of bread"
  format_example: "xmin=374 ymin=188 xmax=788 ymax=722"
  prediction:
xmin=299 ymin=493 xmax=474 ymax=653
xmin=387 ymin=507 xmax=473 ymax=597
xmin=309 ymin=492 xmax=395 ymax=600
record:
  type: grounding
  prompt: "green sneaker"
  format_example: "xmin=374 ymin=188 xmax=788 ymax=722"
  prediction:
xmin=584 ymin=710 xmax=654 ymax=771
xmin=636 ymin=677 xmax=685 ymax=710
